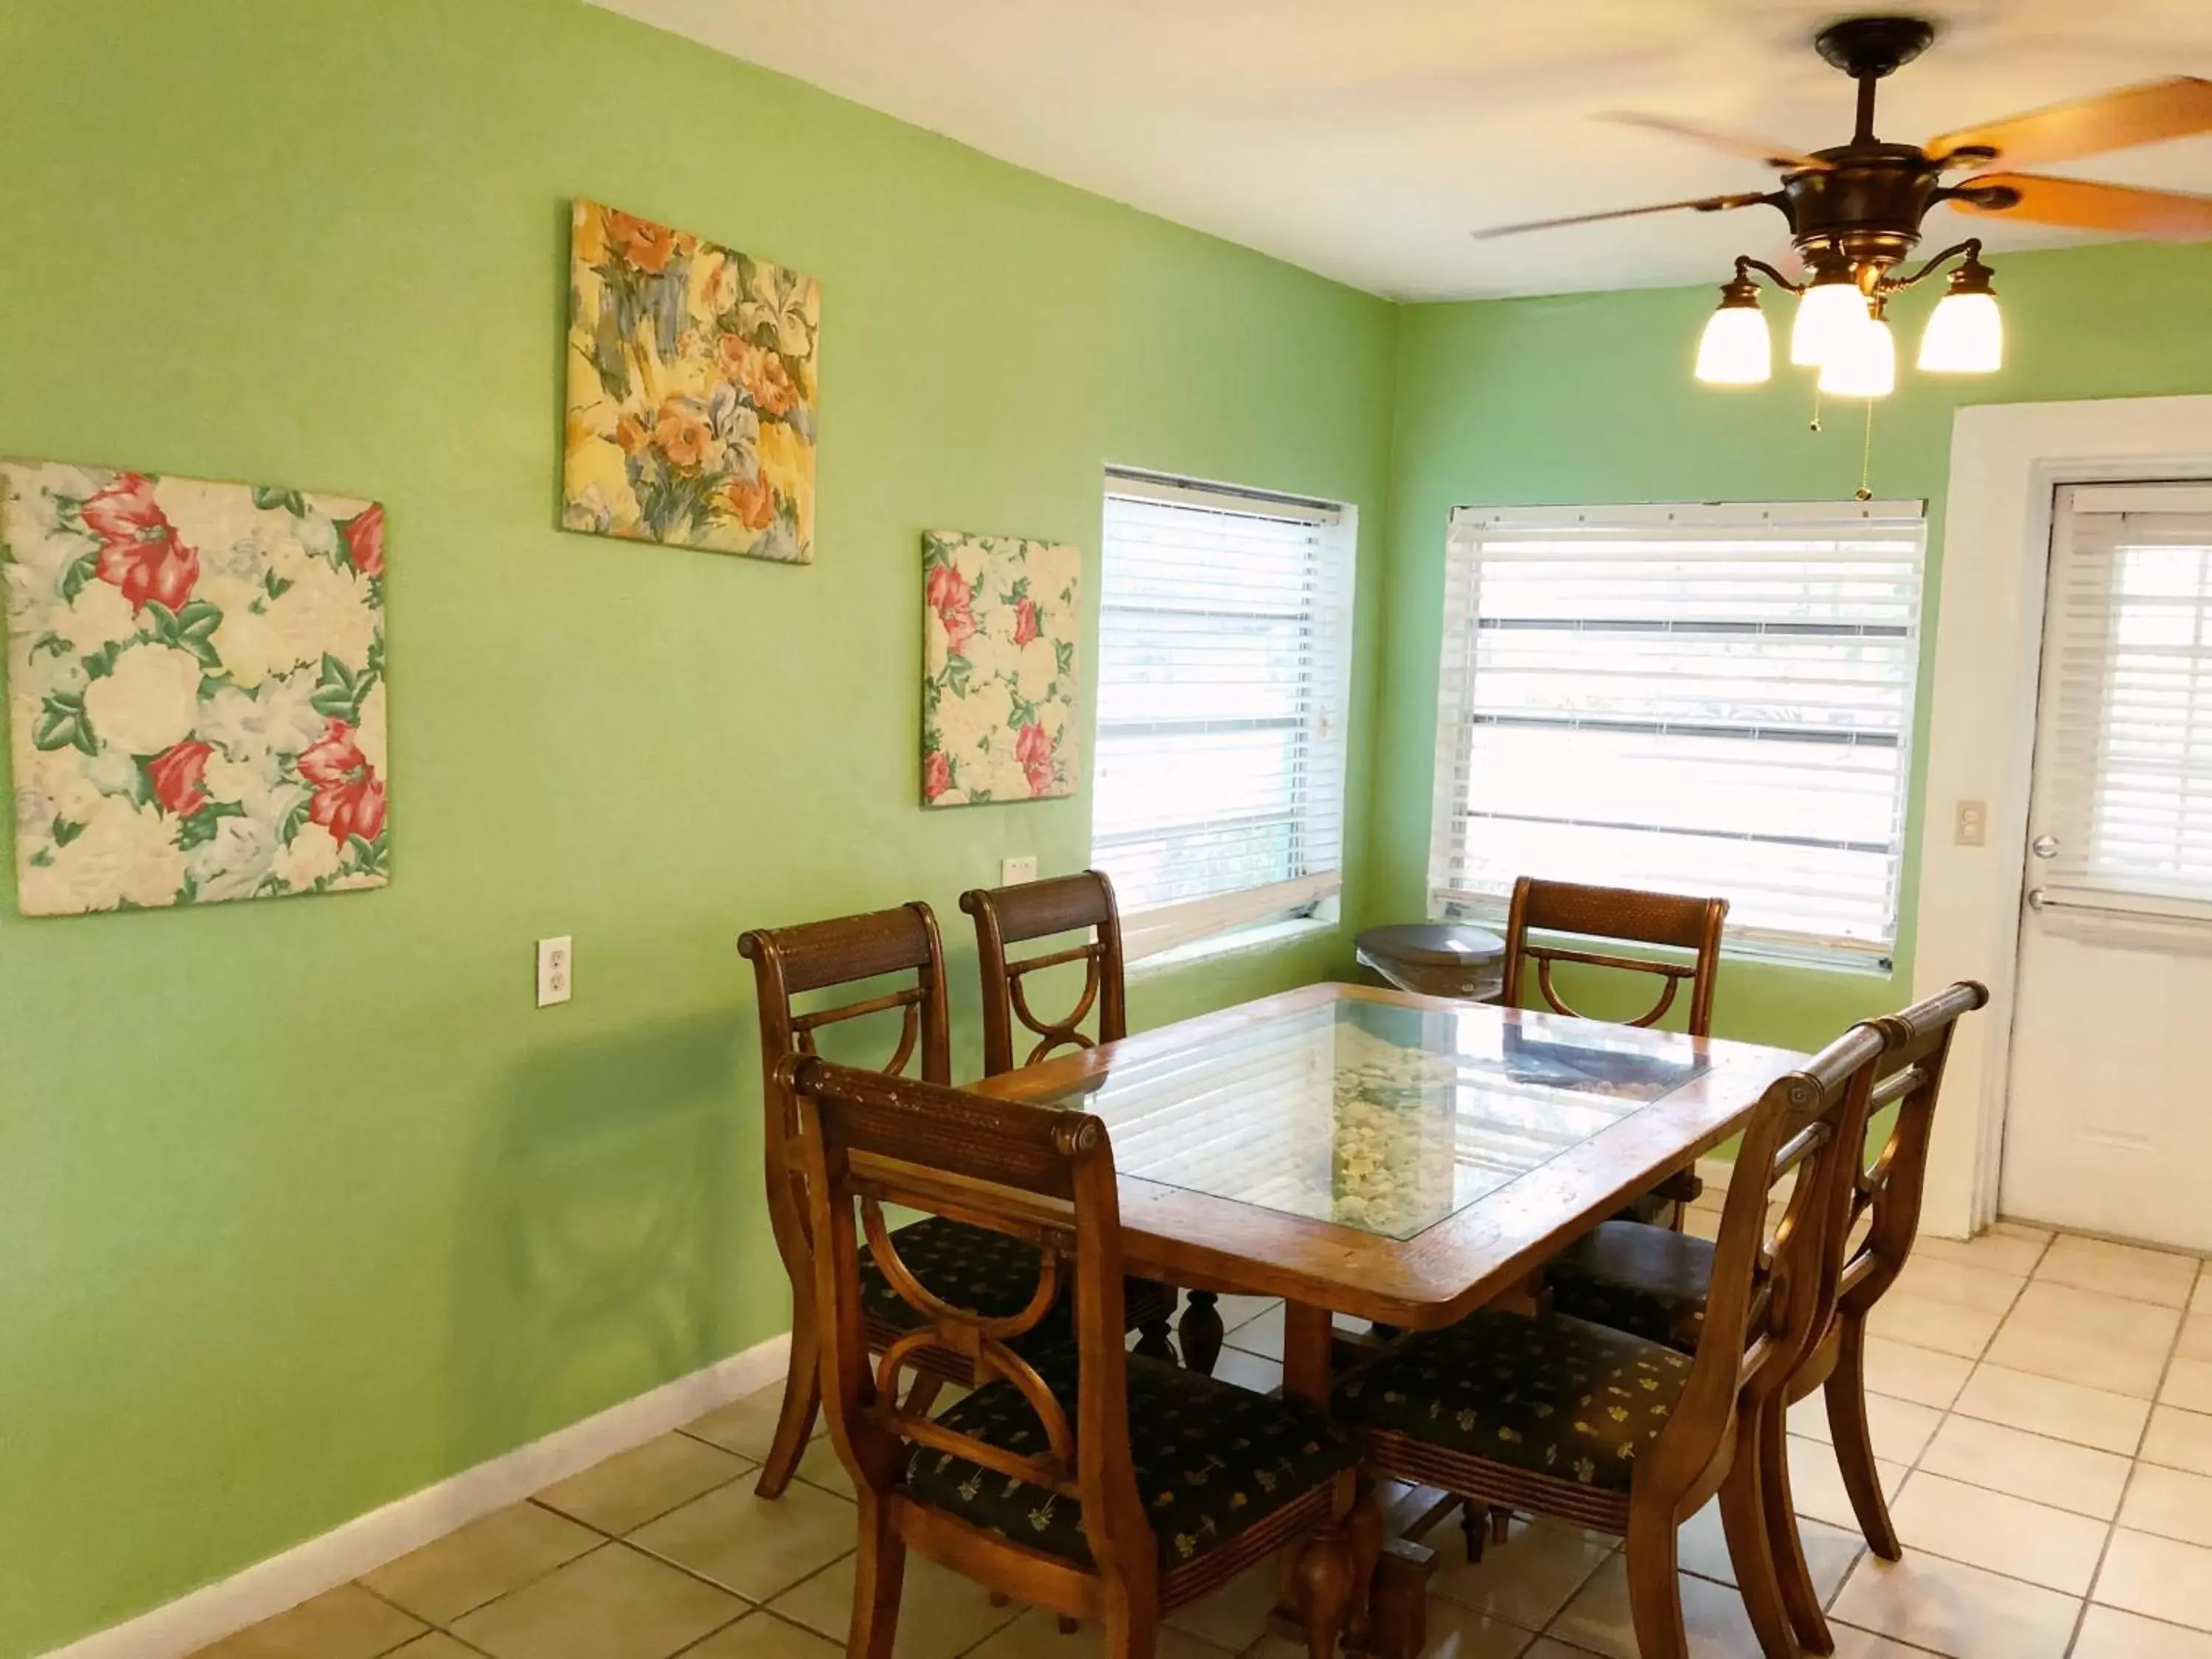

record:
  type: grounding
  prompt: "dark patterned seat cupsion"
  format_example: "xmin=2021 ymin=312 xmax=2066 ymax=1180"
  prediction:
xmin=1545 ymin=1220 xmax=1724 ymax=1352
xmin=907 ymin=1349 xmax=1360 ymax=1565
xmin=860 ymin=1216 xmax=1171 ymax=1347
xmin=1333 ymin=1310 xmax=1691 ymax=1492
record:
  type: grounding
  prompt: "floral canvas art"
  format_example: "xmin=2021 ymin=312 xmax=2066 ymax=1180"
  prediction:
xmin=2 ymin=460 xmax=389 ymax=916
xmin=563 ymin=198 xmax=819 ymax=563
xmin=922 ymin=531 xmax=1079 ymax=808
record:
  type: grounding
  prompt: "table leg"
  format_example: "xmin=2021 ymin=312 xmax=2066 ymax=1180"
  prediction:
xmin=1280 ymin=1301 xmax=1333 ymax=1404
xmin=1275 ymin=1302 xmax=1341 ymax=1638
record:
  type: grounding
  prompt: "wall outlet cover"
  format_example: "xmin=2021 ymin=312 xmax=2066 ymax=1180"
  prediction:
xmin=537 ymin=936 xmax=573 ymax=1006
xmin=1001 ymin=856 xmax=1039 ymax=886
xmin=1954 ymin=799 xmax=1988 ymax=847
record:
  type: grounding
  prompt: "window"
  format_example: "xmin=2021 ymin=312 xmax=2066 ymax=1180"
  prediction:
xmin=1427 ymin=501 xmax=1926 ymax=967
xmin=1092 ymin=470 xmax=1357 ymax=959
xmin=2034 ymin=483 xmax=2212 ymax=917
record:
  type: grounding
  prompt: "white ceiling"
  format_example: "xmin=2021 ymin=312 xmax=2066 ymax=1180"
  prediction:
xmin=594 ymin=0 xmax=2212 ymax=301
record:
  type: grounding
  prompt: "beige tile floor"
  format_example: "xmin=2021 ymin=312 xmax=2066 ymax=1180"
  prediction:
xmin=196 ymin=1201 xmax=2212 ymax=1659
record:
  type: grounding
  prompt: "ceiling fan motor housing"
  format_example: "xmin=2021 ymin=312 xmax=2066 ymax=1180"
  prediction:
xmin=1785 ymin=146 xmax=1948 ymax=274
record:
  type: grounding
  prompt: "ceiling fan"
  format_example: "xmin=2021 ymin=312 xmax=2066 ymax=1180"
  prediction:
xmin=1476 ymin=15 xmax=2212 ymax=395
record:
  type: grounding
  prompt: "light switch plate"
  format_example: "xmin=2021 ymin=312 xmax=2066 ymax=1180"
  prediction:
xmin=1954 ymin=799 xmax=1987 ymax=847
xmin=1001 ymin=856 xmax=1039 ymax=886
xmin=537 ymin=936 xmax=573 ymax=1006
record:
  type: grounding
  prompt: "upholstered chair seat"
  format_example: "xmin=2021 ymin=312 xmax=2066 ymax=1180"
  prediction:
xmin=860 ymin=1216 xmax=1175 ymax=1350
xmin=1335 ymin=1310 xmax=1692 ymax=1493
xmin=908 ymin=1349 xmax=1359 ymax=1567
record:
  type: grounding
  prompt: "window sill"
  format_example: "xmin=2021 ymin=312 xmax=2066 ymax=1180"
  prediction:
xmin=1131 ymin=914 xmax=1337 ymax=975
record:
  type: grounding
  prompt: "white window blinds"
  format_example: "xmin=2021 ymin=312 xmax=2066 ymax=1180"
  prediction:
xmin=2034 ymin=484 xmax=2212 ymax=919
xmin=1428 ymin=501 xmax=1926 ymax=965
xmin=1093 ymin=471 xmax=1357 ymax=959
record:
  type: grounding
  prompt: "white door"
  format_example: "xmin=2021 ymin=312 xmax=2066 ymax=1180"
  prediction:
xmin=2000 ymin=481 xmax=2212 ymax=1251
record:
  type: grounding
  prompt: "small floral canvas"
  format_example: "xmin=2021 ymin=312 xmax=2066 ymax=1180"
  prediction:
xmin=922 ymin=531 xmax=1079 ymax=808
xmin=562 ymin=198 xmax=819 ymax=563
xmin=2 ymin=460 xmax=389 ymax=916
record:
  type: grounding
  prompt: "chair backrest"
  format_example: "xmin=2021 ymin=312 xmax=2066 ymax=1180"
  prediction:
xmin=1836 ymin=980 xmax=1990 ymax=1318
xmin=737 ymin=904 xmax=955 ymax=1262
xmin=786 ymin=1055 xmax=1152 ymax=1582
xmin=961 ymin=870 xmax=1129 ymax=1075
xmin=1499 ymin=877 xmax=1728 ymax=1036
xmin=1655 ymin=1018 xmax=1888 ymax=1479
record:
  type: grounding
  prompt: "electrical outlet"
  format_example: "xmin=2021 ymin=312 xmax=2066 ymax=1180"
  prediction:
xmin=537 ymin=936 xmax=573 ymax=1006
xmin=1954 ymin=799 xmax=1987 ymax=847
xmin=1001 ymin=855 xmax=1039 ymax=886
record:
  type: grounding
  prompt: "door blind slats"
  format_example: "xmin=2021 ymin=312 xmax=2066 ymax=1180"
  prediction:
xmin=1093 ymin=476 xmax=1356 ymax=958
xmin=2033 ymin=489 xmax=2212 ymax=908
xmin=1429 ymin=501 xmax=1926 ymax=964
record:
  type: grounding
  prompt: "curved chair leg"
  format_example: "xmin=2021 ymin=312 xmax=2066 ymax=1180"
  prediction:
xmin=1104 ymin=1595 xmax=1158 ymax=1659
xmin=1718 ymin=1416 xmax=1804 ymax=1659
xmin=1294 ymin=1517 xmax=1354 ymax=1659
xmin=1760 ymin=1396 xmax=1834 ymax=1652
xmin=1178 ymin=1291 xmax=1224 ymax=1377
xmin=1346 ymin=1476 xmax=1384 ymax=1649
xmin=849 ymin=1495 xmax=907 ymax=1659
xmin=756 ymin=1301 xmax=821 ymax=1499
xmin=1624 ymin=1499 xmax=1689 ymax=1659
xmin=1825 ymin=1318 xmax=1900 ymax=1559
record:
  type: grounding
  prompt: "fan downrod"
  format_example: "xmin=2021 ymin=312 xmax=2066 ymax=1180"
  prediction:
xmin=1815 ymin=16 xmax=1936 ymax=80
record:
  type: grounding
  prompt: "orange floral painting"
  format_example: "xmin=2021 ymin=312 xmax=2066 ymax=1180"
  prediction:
xmin=562 ymin=200 xmax=819 ymax=563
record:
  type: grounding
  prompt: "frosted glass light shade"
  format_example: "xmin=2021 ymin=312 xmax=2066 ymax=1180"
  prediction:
xmin=1818 ymin=310 xmax=1896 ymax=397
xmin=1792 ymin=279 xmax=1867 ymax=367
xmin=1695 ymin=303 xmax=1772 ymax=384
xmin=1919 ymin=290 xmax=2003 ymax=372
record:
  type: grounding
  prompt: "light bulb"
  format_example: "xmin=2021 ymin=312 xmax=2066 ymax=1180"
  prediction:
xmin=1792 ymin=276 xmax=1867 ymax=367
xmin=1919 ymin=290 xmax=2003 ymax=373
xmin=1695 ymin=289 xmax=1771 ymax=386
xmin=1818 ymin=307 xmax=1896 ymax=398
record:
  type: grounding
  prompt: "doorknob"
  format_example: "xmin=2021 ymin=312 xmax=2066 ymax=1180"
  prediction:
xmin=2031 ymin=834 xmax=2059 ymax=858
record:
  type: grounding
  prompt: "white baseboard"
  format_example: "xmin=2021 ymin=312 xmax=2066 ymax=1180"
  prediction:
xmin=44 ymin=1332 xmax=792 ymax=1659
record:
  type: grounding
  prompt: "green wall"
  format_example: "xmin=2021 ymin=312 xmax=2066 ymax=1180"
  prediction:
xmin=1367 ymin=242 xmax=2212 ymax=1051
xmin=0 ymin=4 xmax=1397 ymax=1652
xmin=10 ymin=3 xmax=2212 ymax=1650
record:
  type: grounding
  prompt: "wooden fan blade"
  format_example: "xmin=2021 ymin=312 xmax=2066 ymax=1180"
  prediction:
xmin=1472 ymin=192 xmax=1775 ymax=240
xmin=1928 ymin=77 xmax=2212 ymax=169
xmin=1601 ymin=112 xmax=1833 ymax=171
xmin=1950 ymin=173 xmax=2212 ymax=240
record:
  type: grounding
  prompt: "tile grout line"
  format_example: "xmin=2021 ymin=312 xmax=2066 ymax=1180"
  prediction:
xmin=2056 ymin=1253 xmax=2197 ymax=1659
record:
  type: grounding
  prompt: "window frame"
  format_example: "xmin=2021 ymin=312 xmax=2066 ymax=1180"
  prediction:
xmin=1426 ymin=498 xmax=1928 ymax=972
xmin=1092 ymin=467 xmax=1358 ymax=961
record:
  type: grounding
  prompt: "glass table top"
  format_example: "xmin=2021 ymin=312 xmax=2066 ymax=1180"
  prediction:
xmin=1027 ymin=996 xmax=1711 ymax=1239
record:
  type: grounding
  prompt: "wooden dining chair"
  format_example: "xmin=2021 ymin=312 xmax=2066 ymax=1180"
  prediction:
xmin=787 ymin=1054 xmax=1373 ymax=1659
xmin=1784 ymin=982 xmax=1989 ymax=1577
xmin=738 ymin=902 xmax=1175 ymax=1498
xmin=1336 ymin=1020 xmax=1886 ymax=1659
xmin=1502 ymin=876 xmax=1730 ymax=1229
xmin=1543 ymin=981 xmax=1986 ymax=1653
xmin=960 ymin=869 xmax=1200 ymax=1374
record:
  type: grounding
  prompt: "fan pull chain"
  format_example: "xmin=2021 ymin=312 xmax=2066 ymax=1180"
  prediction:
xmin=1857 ymin=399 xmax=1876 ymax=501
xmin=1808 ymin=387 xmax=1823 ymax=435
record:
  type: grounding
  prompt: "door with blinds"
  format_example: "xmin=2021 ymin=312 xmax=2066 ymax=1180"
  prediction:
xmin=2001 ymin=482 xmax=2212 ymax=1250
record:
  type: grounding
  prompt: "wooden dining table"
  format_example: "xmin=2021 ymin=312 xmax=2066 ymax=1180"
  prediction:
xmin=967 ymin=979 xmax=1807 ymax=1652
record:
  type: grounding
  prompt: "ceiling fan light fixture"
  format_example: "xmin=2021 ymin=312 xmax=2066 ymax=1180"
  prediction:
xmin=1791 ymin=274 xmax=1869 ymax=368
xmin=1818 ymin=304 xmax=1896 ymax=398
xmin=1695 ymin=274 xmax=1772 ymax=385
xmin=1918 ymin=257 xmax=2003 ymax=373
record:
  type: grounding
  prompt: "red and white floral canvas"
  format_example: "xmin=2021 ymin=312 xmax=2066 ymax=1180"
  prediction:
xmin=922 ymin=530 xmax=1079 ymax=808
xmin=2 ymin=460 xmax=389 ymax=916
